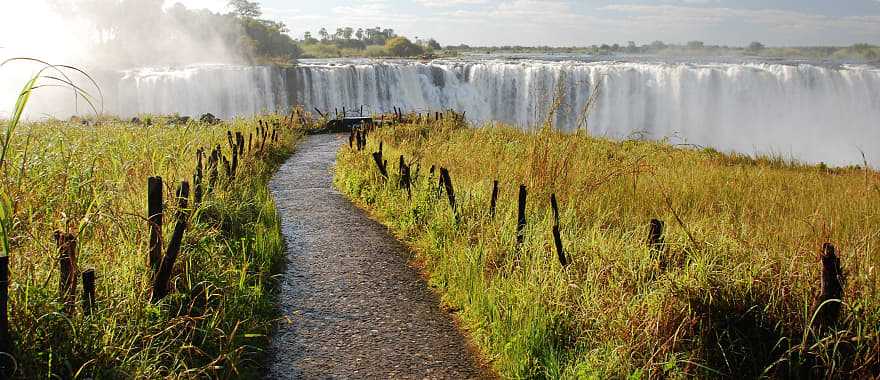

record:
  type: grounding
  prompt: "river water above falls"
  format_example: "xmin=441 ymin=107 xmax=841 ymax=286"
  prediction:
xmin=40 ymin=58 xmax=880 ymax=166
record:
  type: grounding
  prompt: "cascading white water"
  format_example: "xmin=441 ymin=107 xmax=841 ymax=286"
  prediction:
xmin=68 ymin=59 xmax=880 ymax=166
xmin=291 ymin=60 xmax=880 ymax=166
xmin=110 ymin=64 xmax=287 ymax=120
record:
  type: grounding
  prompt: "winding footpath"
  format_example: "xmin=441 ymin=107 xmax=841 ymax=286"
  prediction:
xmin=266 ymin=134 xmax=491 ymax=379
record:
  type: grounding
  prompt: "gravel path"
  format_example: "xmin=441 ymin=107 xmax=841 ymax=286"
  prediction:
xmin=266 ymin=134 xmax=491 ymax=379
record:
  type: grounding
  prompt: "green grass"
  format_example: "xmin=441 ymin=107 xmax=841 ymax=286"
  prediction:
xmin=335 ymin=121 xmax=880 ymax=378
xmin=0 ymin=114 xmax=304 ymax=378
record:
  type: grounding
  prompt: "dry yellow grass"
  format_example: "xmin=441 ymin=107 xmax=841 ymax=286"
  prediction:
xmin=335 ymin=120 xmax=880 ymax=378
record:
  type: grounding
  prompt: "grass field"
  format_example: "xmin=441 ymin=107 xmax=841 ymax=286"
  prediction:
xmin=335 ymin=120 xmax=880 ymax=378
xmin=0 ymin=113 xmax=303 ymax=378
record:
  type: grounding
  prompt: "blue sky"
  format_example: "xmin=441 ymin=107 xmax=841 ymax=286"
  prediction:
xmin=172 ymin=0 xmax=880 ymax=46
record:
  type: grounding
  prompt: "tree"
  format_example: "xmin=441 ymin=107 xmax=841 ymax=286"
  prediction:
xmin=625 ymin=41 xmax=637 ymax=53
xmin=427 ymin=38 xmax=441 ymax=51
xmin=649 ymin=40 xmax=666 ymax=50
xmin=318 ymin=27 xmax=329 ymax=42
xmin=748 ymin=41 xmax=765 ymax=52
xmin=228 ymin=0 xmax=261 ymax=19
xmin=385 ymin=37 xmax=423 ymax=57
xmin=687 ymin=40 xmax=704 ymax=49
xmin=303 ymin=31 xmax=317 ymax=44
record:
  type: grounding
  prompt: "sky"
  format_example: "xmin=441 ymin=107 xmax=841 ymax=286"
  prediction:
xmin=164 ymin=0 xmax=880 ymax=47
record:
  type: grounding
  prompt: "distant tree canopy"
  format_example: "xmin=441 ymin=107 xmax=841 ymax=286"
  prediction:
xmin=228 ymin=0 xmax=261 ymax=19
xmin=226 ymin=0 xmax=301 ymax=63
xmin=298 ymin=25 xmax=437 ymax=58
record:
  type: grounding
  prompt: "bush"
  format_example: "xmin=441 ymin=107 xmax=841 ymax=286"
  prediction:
xmin=384 ymin=37 xmax=424 ymax=57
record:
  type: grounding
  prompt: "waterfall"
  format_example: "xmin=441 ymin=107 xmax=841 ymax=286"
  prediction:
xmin=289 ymin=60 xmax=880 ymax=166
xmin=30 ymin=59 xmax=878 ymax=166
xmin=109 ymin=64 xmax=287 ymax=119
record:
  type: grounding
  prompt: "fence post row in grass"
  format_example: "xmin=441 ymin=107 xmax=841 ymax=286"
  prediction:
xmin=152 ymin=181 xmax=190 ymax=302
xmin=813 ymin=242 xmax=844 ymax=330
xmin=54 ymin=231 xmax=78 ymax=313
xmin=0 ymin=256 xmax=9 ymax=354
xmin=147 ymin=176 xmax=164 ymax=273
xmin=516 ymin=185 xmax=527 ymax=248
xmin=82 ymin=269 xmax=96 ymax=316
xmin=550 ymin=194 xmax=568 ymax=267
xmin=490 ymin=180 xmax=499 ymax=218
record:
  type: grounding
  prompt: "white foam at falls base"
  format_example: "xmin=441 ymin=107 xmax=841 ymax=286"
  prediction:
xmin=79 ymin=60 xmax=880 ymax=166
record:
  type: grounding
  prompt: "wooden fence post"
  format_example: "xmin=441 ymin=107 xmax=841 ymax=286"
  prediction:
xmin=54 ymin=232 xmax=78 ymax=313
xmin=813 ymin=243 xmax=843 ymax=330
xmin=208 ymin=148 xmax=219 ymax=188
xmin=372 ymin=148 xmax=388 ymax=179
xmin=398 ymin=155 xmax=411 ymax=197
xmin=550 ymin=194 xmax=568 ymax=266
xmin=193 ymin=150 xmax=203 ymax=207
xmin=230 ymin=143 xmax=238 ymax=181
xmin=147 ymin=176 xmax=163 ymax=273
xmin=152 ymin=182 xmax=190 ymax=302
xmin=648 ymin=219 xmax=665 ymax=250
xmin=439 ymin=168 xmax=456 ymax=213
xmin=82 ymin=269 xmax=95 ymax=316
xmin=0 ymin=256 xmax=9 ymax=354
xmin=516 ymin=185 xmax=527 ymax=247
xmin=490 ymin=180 xmax=499 ymax=218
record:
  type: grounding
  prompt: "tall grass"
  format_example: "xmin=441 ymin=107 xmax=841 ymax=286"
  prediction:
xmin=335 ymin=121 xmax=880 ymax=378
xmin=0 ymin=111 xmax=303 ymax=377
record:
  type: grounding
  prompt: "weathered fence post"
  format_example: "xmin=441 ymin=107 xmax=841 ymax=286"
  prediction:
xmin=82 ymin=269 xmax=95 ymax=316
xmin=54 ymin=231 xmax=78 ymax=313
xmin=194 ymin=150 xmax=204 ymax=207
xmin=372 ymin=150 xmax=388 ymax=179
xmin=812 ymin=243 xmax=843 ymax=330
xmin=152 ymin=182 xmax=190 ymax=302
xmin=551 ymin=194 xmax=568 ymax=266
xmin=516 ymin=185 xmax=527 ymax=247
xmin=398 ymin=155 xmax=411 ymax=197
xmin=439 ymin=168 xmax=456 ymax=214
xmin=148 ymin=176 xmax=163 ymax=273
xmin=230 ymin=143 xmax=238 ymax=180
xmin=648 ymin=219 xmax=665 ymax=250
xmin=0 ymin=256 xmax=9 ymax=354
xmin=490 ymin=180 xmax=499 ymax=218
xmin=208 ymin=148 xmax=219 ymax=188
xmin=221 ymin=153 xmax=231 ymax=179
